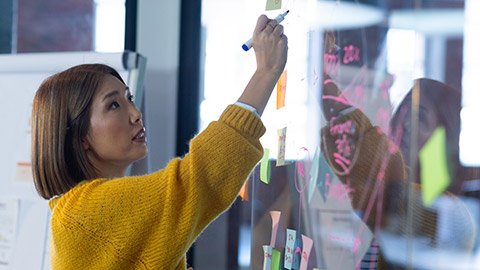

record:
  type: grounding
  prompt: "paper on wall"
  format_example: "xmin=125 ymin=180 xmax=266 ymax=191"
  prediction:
xmin=0 ymin=198 xmax=18 ymax=270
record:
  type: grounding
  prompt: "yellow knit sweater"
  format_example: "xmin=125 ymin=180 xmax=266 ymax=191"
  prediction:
xmin=48 ymin=105 xmax=266 ymax=269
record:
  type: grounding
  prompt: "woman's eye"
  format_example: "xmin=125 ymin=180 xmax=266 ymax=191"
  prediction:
xmin=109 ymin=101 xmax=120 ymax=110
xmin=128 ymin=95 xmax=135 ymax=103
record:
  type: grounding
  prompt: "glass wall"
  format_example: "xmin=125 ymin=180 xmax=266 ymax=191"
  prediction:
xmin=200 ymin=0 xmax=479 ymax=269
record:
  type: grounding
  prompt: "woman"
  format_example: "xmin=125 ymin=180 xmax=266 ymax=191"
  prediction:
xmin=31 ymin=15 xmax=287 ymax=269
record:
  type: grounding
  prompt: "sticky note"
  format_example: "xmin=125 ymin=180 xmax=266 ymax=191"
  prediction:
xmin=263 ymin=245 xmax=273 ymax=270
xmin=317 ymin=154 xmax=333 ymax=202
xmin=277 ymin=127 xmax=287 ymax=166
xmin=261 ymin=148 xmax=271 ymax=184
xmin=266 ymin=0 xmax=282 ymax=11
xmin=239 ymin=181 xmax=248 ymax=201
xmin=269 ymin=211 xmax=281 ymax=247
xmin=299 ymin=235 xmax=313 ymax=270
xmin=277 ymin=70 xmax=287 ymax=109
xmin=284 ymin=229 xmax=296 ymax=269
xmin=308 ymin=146 xmax=321 ymax=203
xmin=271 ymin=249 xmax=281 ymax=270
xmin=419 ymin=126 xmax=450 ymax=206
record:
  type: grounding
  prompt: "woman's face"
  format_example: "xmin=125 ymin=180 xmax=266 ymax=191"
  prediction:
xmin=83 ymin=74 xmax=147 ymax=178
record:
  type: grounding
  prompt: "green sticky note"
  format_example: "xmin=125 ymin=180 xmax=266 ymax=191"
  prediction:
xmin=419 ymin=126 xmax=450 ymax=206
xmin=261 ymin=148 xmax=271 ymax=184
xmin=271 ymin=249 xmax=281 ymax=270
xmin=266 ymin=0 xmax=282 ymax=11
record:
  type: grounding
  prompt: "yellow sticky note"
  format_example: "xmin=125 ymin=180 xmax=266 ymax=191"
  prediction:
xmin=419 ymin=126 xmax=450 ymax=206
xmin=266 ymin=0 xmax=282 ymax=11
xmin=277 ymin=127 xmax=287 ymax=166
xmin=261 ymin=148 xmax=271 ymax=184
xmin=277 ymin=70 xmax=287 ymax=109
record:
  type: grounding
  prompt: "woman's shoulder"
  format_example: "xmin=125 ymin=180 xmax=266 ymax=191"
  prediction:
xmin=48 ymin=178 xmax=106 ymax=212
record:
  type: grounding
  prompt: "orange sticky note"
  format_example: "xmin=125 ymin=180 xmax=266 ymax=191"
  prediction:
xmin=277 ymin=70 xmax=287 ymax=109
xmin=239 ymin=181 xmax=249 ymax=201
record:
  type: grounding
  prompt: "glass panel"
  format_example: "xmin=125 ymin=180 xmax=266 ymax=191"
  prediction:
xmin=200 ymin=0 xmax=479 ymax=269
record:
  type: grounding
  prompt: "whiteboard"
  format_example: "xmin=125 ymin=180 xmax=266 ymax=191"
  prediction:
xmin=0 ymin=51 xmax=146 ymax=270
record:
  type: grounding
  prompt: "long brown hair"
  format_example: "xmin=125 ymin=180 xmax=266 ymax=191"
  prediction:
xmin=31 ymin=64 xmax=125 ymax=199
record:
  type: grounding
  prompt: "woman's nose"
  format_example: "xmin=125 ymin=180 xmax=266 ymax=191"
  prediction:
xmin=130 ymin=105 xmax=143 ymax=125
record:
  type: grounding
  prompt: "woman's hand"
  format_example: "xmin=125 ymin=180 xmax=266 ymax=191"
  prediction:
xmin=252 ymin=15 xmax=288 ymax=78
xmin=237 ymin=15 xmax=288 ymax=116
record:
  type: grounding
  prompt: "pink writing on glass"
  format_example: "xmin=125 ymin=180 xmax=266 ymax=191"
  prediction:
xmin=325 ymin=177 xmax=354 ymax=201
xmin=324 ymin=52 xmax=340 ymax=76
xmin=335 ymin=135 xmax=352 ymax=157
xmin=378 ymin=75 xmax=395 ymax=100
xmin=299 ymin=161 xmax=305 ymax=178
xmin=343 ymin=45 xmax=360 ymax=64
xmin=328 ymin=221 xmax=362 ymax=253
xmin=329 ymin=119 xmax=353 ymax=136
xmin=294 ymin=147 xmax=311 ymax=233
xmin=376 ymin=107 xmax=391 ymax=130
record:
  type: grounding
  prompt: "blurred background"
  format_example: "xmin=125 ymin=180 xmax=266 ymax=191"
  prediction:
xmin=1 ymin=0 xmax=480 ymax=269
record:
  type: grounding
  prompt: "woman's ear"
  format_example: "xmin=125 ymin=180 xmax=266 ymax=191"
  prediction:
xmin=81 ymin=136 xmax=90 ymax=151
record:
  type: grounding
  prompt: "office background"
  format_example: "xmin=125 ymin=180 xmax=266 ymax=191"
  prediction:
xmin=1 ymin=0 xmax=479 ymax=269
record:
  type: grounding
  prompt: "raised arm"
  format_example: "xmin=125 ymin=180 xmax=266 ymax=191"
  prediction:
xmin=237 ymin=15 xmax=288 ymax=116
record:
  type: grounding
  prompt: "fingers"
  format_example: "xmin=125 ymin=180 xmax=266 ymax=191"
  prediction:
xmin=254 ymin=15 xmax=269 ymax=35
xmin=264 ymin=19 xmax=279 ymax=33
xmin=272 ymin=24 xmax=284 ymax=36
xmin=254 ymin=15 xmax=282 ymax=34
xmin=251 ymin=14 xmax=288 ymax=76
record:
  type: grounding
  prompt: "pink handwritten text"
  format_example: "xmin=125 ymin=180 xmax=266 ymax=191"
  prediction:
xmin=343 ymin=45 xmax=360 ymax=64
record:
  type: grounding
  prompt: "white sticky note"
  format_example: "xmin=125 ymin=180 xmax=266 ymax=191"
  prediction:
xmin=299 ymin=235 xmax=313 ymax=270
xmin=277 ymin=127 xmax=287 ymax=166
xmin=263 ymin=245 xmax=273 ymax=270
xmin=284 ymin=229 xmax=296 ymax=269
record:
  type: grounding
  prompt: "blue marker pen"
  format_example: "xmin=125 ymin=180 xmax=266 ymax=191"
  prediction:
xmin=242 ymin=10 xmax=290 ymax=51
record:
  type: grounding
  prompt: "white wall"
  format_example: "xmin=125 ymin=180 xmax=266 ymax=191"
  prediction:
xmin=136 ymin=0 xmax=180 ymax=171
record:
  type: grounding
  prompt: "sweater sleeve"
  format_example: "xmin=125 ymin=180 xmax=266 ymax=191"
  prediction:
xmin=49 ymin=105 xmax=265 ymax=269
